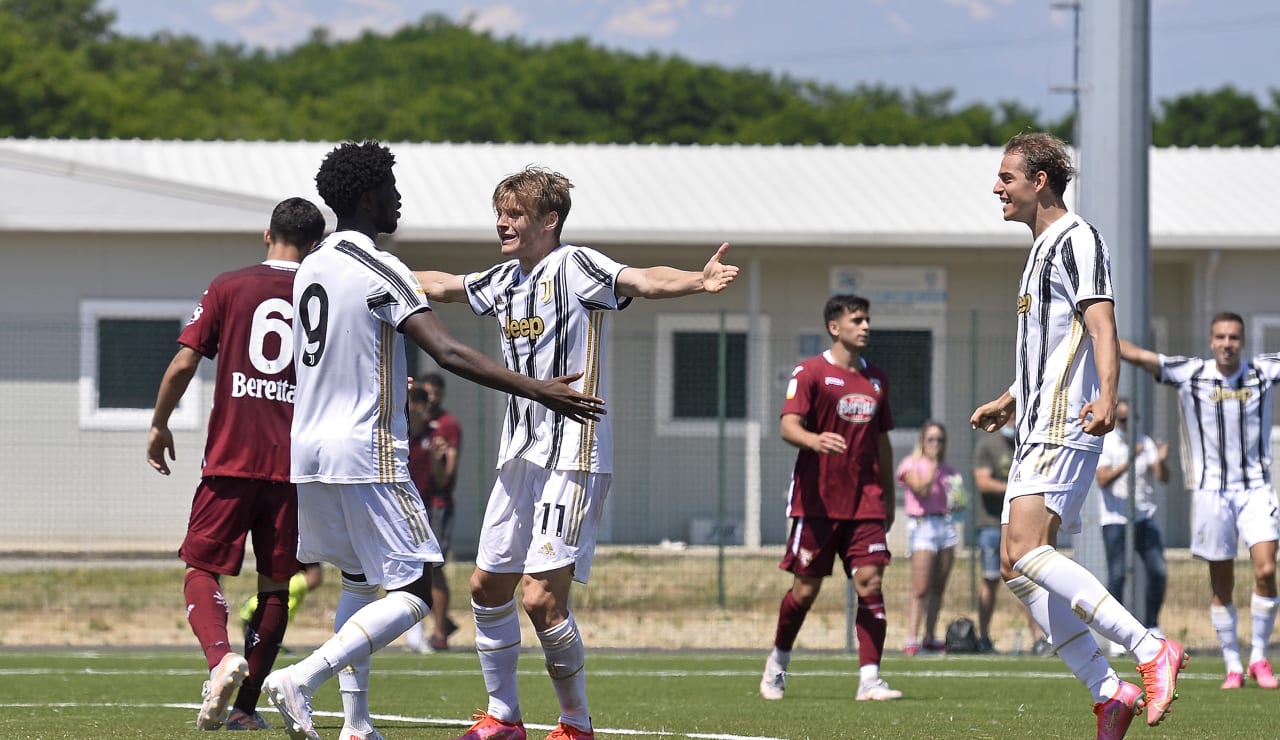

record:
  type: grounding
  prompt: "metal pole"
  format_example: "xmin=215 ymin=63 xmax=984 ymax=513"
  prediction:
xmin=717 ymin=310 xmax=727 ymax=609
xmin=1077 ymin=0 xmax=1152 ymax=608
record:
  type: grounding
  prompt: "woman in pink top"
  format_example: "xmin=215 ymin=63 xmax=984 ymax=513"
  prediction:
xmin=897 ymin=420 xmax=965 ymax=654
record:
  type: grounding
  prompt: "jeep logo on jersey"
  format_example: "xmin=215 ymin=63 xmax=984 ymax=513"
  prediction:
xmin=1210 ymin=386 xmax=1254 ymax=402
xmin=504 ymin=316 xmax=545 ymax=340
xmin=837 ymin=393 xmax=877 ymax=423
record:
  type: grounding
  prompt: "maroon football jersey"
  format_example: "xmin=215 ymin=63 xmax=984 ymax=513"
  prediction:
xmin=178 ymin=261 xmax=298 ymax=481
xmin=781 ymin=352 xmax=893 ymax=521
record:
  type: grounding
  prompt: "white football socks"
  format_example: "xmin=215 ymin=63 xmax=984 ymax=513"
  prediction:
xmin=335 ymin=578 xmax=379 ymax=732
xmin=1211 ymin=603 xmax=1243 ymax=673
xmin=291 ymin=589 xmax=428 ymax=693
xmin=538 ymin=613 xmax=590 ymax=731
xmin=474 ymin=598 xmax=523 ymax=724
xmin=1006 ymin=574 xmax=1117 ymax=703
xmin=1015 ymin=545 xmax=1160 ymax=664
xmin=1251 ymin=593 xmax=1277 ymax=665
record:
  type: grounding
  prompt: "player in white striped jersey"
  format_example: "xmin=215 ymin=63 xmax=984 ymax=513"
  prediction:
xmin=264 ymin=143 xmax=604 ymax=740
xmin=417 ymin=166 xmax=738 ymax=740
xmin=971 ymin=132 xmax=1182 ymax=735
xmin=1121 ymin=313 xmax=1280 ymax=690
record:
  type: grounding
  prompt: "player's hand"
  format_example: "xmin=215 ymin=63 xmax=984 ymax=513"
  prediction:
xmin=970 ymin=399 xmax=1012 ymax=433
xmin=1155 ymin=439 xmax=1169 ymax=460
xmin=1078 ymin=399 xmax=1114 ymax=436
xmin=811 ymin=431 xmax=847 ymax=455
xmin=537 ymin=372 xmax=607 ymax=424
xmin=701 ymin=243 xmax=739 ymax=294
xmin=147 ymin=426 xmax=175 ymax=475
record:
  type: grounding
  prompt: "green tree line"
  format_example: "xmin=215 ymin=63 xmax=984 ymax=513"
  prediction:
xmin=3 ymin=0 xmax=1277 ymax=146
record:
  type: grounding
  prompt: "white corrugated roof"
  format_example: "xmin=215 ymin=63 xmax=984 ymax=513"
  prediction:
xmin=2 ymin=138 xmax=1276 ymax=248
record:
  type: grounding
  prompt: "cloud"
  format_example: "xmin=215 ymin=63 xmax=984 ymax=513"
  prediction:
xmin=210 ymin=0 xmax=264 ymax=24
xmin=210 ymin=0 xmax=416 ymax=49
xmin=700 ymin=1 xmax=740 ymax=21
xmin=886 ymin=10 xmax=913 ymax=35
xmin=465 ymin=4 xmax=527 ymax=36
xmin=943 ymin=0 xmax=997 ymax=22
xmin=604 ymin=0 xmax=690 ymax=38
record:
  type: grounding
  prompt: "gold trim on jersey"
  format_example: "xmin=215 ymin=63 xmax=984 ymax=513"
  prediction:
xmin=377 ymin=322 xmax=396 ymax=482
xmin=577 ymin=310 xmax=604 ymax=472
xmin=563 ymin=472 xmax=588 ymax=546
xmin=1046 ymin=314 xmax=1084 ymax=445
xmin=394 ymin=483 xmax=430 ymax=545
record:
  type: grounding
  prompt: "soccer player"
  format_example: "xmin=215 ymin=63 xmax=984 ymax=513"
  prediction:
xmin=404 ymin=375 xmax=463 ymax=653
xmin=415 ymin=165 xmax=738 ymax=740
xmin=1119 ymin=313 xmax=1280 ymax=690
xmin=972 ymin=416 xmax=1048 ymax=655
xmin=146 ymin=197 xmax=326 ymax=731
xmin=970 ymin=132 xmax=1184 ymax=737
xmin=759 ymin=294 xmax=902 ymax=703
xmin=1095 ymin=398 xmax=1169 ymax=653
xmin=262 ymin=143 xmax=605 ymax=740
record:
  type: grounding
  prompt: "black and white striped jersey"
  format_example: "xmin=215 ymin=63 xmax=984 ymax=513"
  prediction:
xmin=1158 ymin=353 xmax=1280 ymax=492
xmin=1012 ymin=212 xmax=1114 ymax=453
xmin=465 ymin=244 xmax=631 ymax=473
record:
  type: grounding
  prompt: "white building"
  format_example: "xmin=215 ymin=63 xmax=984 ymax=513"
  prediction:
xmin=2 ymin=139 xmax=1277 ymax=553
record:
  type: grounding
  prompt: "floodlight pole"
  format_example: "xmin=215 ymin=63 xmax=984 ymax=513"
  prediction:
xmin=1074 ymin=0 xmax=1154 ymax=622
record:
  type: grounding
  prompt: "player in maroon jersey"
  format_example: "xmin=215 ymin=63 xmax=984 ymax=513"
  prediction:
xmin=759 ymin=293 xmax=902 ymax=702
xmin=147 ymin=197 xmax=325 ymax=731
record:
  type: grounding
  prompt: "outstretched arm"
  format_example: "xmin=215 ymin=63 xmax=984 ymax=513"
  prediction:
xmin=413 ymin=270 xmax=467 ymax=303
xmin=147 ymin=346 xmax=203 ymax=475
xmin=1118 ymin=338 xmax=1162 ymax=378
xmin=616 ymin=242 xmax=738 ymax=299
xmin=402 ymin=310 xmax=605 ymax=423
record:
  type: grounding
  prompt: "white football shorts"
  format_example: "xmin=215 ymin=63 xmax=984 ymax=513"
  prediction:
xmin=477 ymin=458 xmax=611 ymax=584
xmin=296 ymin=480 xmax=442 ymax=590
xmin=1191 ymin=485 xmax=1280 ymax=561
xmin=907 ymin=514 xmax=960 ymax=554
xmin=1002 ymin=443 xmax=1100 ymax=534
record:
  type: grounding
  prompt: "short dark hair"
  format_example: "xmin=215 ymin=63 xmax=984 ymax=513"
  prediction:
xmin=269 ymin=197 xmax=325 ymax=248
xmin=1004 ymin=132 xmax=1075 ymax=198
xmin=408 ymin=386 xmax=429 ymax=405
xmin=315 ymin=141 xmax=396 ymax=217
xmin=1211 ymin=311 xmax=1245 ymax=330
xmin=417 ymin=372 xmax=445 ymax=392
xmin=823 ymin=294 xmax=870 ymax=328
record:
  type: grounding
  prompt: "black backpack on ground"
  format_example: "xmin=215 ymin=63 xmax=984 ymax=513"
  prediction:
xmin=944 ymin=615 xmax=980 ymax=653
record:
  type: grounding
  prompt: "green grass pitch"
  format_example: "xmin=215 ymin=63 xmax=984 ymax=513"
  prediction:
xmin=0 ymin=648 xmax=1266 ymax=739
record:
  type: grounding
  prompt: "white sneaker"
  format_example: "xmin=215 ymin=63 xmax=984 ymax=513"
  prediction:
xmin=263 ymin=670 xmax=320 ymax=740
xmin=340 ymin=725 xmax=386 ymax=740
xmin=856 ymin=677 xmax=904 ymax=701
xmin=759 ymin=657 xmax=786 ymax=700
xmin=197 ymin=652 xmax=249 ymax=730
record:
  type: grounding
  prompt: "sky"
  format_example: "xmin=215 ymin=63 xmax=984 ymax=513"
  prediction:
xmin=98 ymin=0 xmax=1279 ymax=121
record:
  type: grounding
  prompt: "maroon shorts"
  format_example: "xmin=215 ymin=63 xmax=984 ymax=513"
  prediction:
xmin=179 ymin=476 xmax=300 ymax=581
xmin=779 ymin=517 xmax=891 ymax=578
